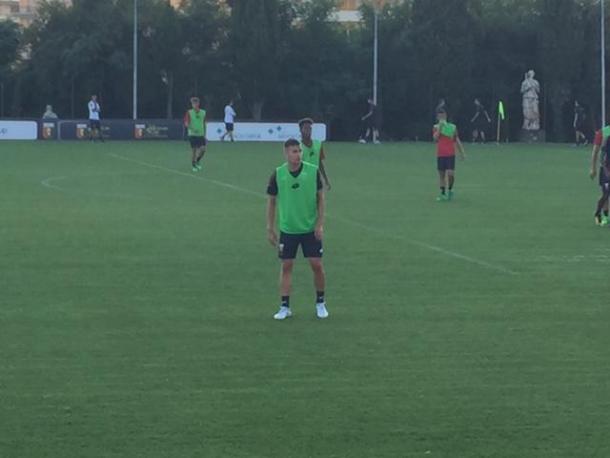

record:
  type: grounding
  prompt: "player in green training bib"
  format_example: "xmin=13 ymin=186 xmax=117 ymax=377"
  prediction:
xmin=266 ymin=138 xmax=329 ymax=320
xmin=183 ymin=97 xmax=207 ymax=172
xmin=299 ymin=118 xmax=331 ymax=190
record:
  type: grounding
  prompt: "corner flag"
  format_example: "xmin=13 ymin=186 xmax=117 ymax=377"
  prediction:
xmin=498 ymin=101 xmax=505 ymax=121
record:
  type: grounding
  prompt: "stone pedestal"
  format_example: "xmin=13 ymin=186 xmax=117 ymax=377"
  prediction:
xmin=519 ymin=129 xmax=545 ymax=143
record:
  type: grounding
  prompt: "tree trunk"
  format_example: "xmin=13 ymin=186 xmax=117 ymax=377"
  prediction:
xmin=250 ymin=100 xmax=264 ymax=121
xmin=70 ymin=78 xmax=75 ymax=119
xmin=166 ymin=71 xmax=174 ymax=119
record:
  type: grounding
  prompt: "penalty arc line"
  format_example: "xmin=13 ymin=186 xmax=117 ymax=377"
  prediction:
xmin=108 ymin=153 xmax=518 ymax=276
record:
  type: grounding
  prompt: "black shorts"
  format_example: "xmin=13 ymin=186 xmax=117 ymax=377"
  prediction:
xmin=599 ymin=167 xmax=610 ymax=190
xmin=278 ymin=232 xmax=323 ymax=260
xmin=225 ymin=123 xmax=234 ymax=132
xmin=189 ymin=136 xmax=207 ymax=148
xmin=473 ymin=119 xmax=487 ymax=131
xmin=89 ymin=120 xmax=101 ymax=130
xmin=437 ymin=156 xmax=456 ymax=171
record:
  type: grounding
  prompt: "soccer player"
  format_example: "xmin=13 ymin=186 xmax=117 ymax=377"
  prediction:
xmin=589 ymin=125 xmax=610 ymax=225
xmin=88 ymin=95 xmax=103 ymax=142
xmin=183 ymin=97 xmax=207 ymax=172
xmin=574 ymin=101 xmax=588 ymax=147
xmin=299 ymin=117 xmax=331 ymax=190
xmin=220 ymin=100 xmax=236 ymax=142
xmin=358 ymin=98 xmax=380 ymax=144
xmin=266 ymin=138 xmax=328 ymax=320
xmin=470 ymin=98 xmax=491 ymax=143
xmin=433 ymin=108 xmax=466 ymax=201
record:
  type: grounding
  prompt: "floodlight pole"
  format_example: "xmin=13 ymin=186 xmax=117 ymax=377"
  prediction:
xmin=602 ymin=0 xmax=606 ymax=127
xmin=133 ymin=0 xmax=138 ymax=120
xmin=373 ymin=7 xmax=379 ymax=105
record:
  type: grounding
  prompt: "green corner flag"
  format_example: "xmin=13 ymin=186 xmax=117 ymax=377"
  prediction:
xmin=498 ymin=101 xmax=505 ymax=121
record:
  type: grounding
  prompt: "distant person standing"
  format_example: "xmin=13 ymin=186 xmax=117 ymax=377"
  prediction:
xmin=433 ymin=109 xmax=466 ymax=202
xmin=573 ymin=101 xmax=588 ymax=146
xmin=42 ymin=105 xmax=58 ymax=119
xmin=183 ymin=97 xmax=207 ymax=172
xmin=470 ymin=98 xmax=491 ymax=143
xmin=220 ymin=100 xmax=237 ymax=142
xmin=589 ymin=125 xmax=610 ymax=225
xmin=88 ymin=95 xmax=103 ymax=142
xmin=299 ymin=118 xmax=331 ymax=190
xmin=358 ymin=98 xmax=380 ymax=144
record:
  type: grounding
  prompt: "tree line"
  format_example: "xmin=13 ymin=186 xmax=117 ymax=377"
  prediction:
xmin=0 ymin=0 xmax=607 ymax=141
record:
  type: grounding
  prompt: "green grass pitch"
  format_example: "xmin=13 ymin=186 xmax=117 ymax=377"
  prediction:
xmin=1 ymin=139 xmax=609 ymax=457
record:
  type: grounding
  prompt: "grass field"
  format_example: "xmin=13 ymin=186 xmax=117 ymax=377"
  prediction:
xmin=1 ymin=139 xmax=609 ymax=457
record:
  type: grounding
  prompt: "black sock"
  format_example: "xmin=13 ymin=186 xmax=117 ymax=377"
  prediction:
xmin=595 ymin=195 xmax=609 ymax=216
xmin=316 ymin=291 xmax=325 ymax=304
xmin=192 ymin=161 xmax=197 ymax=167
xmin=440 ymin=187 xmax=446 ymax=195
xmin=281 ymin=296 xmax=290 ymax=308
xmin=604 ymin=210 xmax=609 ymax=217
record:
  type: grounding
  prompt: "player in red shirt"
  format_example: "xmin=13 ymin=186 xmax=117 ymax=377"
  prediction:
xmin=433 ymin=109 xmax=466 ymax=201
xmin=589 ymin=127 xmax=610 ymax=225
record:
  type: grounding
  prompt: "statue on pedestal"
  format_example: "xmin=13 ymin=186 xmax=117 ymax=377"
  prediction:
xmin=521 ymin=70 xmax=541 ymax=131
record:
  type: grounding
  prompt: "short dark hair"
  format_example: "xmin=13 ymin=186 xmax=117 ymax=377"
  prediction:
xmin=284 ymin=138 xmax=300 ymax=149
xmin=298 ymin=117 xmax=314 ymax=128
xmin=436 ymin=108 xmax=447 ymax=115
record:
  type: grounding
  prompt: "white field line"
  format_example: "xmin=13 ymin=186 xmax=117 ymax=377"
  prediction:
xmin=41 ymin=175 xmax=68 ymax=191
xmin=40 ymin=173 xmax=150 ymax=200
xmin=108 ymin=153 xmax=517 ymax=275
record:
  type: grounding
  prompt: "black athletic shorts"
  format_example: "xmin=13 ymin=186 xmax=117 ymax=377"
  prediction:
xmin=278 ymin=232 xmax=323 ymax=260
xmin=89 ymin=120 xmax=101 ymax=130
xmin=437 ymin=156 xmax=456 ymax=171
xmin=599 ymin=166 xmax=610 ymax=190
xmin=225 ymin=122 xmax=234 ymax=132
xmin=189 ymin=136 xmax=207 ymax=148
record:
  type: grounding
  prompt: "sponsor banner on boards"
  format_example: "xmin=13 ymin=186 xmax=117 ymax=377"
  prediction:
xmin=0 ymin=121 xmax=38 ymax=140
xmin=206 ymin=122 xmax=327 ymax=142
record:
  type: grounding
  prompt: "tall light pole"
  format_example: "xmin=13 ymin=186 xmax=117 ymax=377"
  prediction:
xmin=133 ymin=0 xmax=138 ymax=120
xmin=373 ymin=6 xmax=379 ymax=105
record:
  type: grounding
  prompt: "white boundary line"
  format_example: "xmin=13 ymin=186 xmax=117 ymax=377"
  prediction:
xmin=41 ymin=175 xmax=68 ymax=191
xmin=108 ymin=152 xmax=518 ymax=275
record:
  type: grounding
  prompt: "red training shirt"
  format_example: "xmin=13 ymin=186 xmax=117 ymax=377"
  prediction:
xmin=433 ymin=126 xmax=458 ymax=157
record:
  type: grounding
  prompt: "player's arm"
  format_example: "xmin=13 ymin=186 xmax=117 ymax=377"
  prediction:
xmin=484 ymin=110 xmax=492 ymax=122
xmin=315 ymin=188 xmax=325 ymax=241
xmin=267 ymin=196 xmax=278 ymax=246
xmin=319 ymin=146 xmax=331 ymax=190
xmin=455 ymin=131 xmax=466 ymax=160
xmin=470 ymin=112 xmax=478 ymax=123
xmin=590 ymin=143 xmax=600 ymax=179
xmin=183 ymin=111 xmax=190 ymax=128
xmin=361 ymin=109 xmax=372 ymax=121
xmin=432 ymin=125 xmax=440 ymax=142
xmin=266 ymin=172 xmax=279 ymax=246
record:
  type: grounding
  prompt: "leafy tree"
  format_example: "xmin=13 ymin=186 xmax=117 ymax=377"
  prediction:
xmin=229 ymin=0 xmax=291 ymax=120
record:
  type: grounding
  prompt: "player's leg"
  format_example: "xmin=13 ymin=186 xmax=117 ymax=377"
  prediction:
xmin=472 ymin=129 xmax=478 ymax=143
xmin=480 ymin=130 xmax=486 ymax=143
xmin=595 ymin=169 xmax=610 ymax=224
xmin=196 ymin=143 xmax=206 ymax=169
xmin=274 ymin=233 xmax=299 ymax=320
xmin=437 ymin=160 xmax=448 ymax=201
xmin=447 ymin=168 xmax=456 ymax=200
xmin=228 ymin=124 xmax=235 ymax=142
xmin=190 ymin=138 xmax=199 ymax=171
xmin=303 ymin=233 xmax=328 ymax=319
